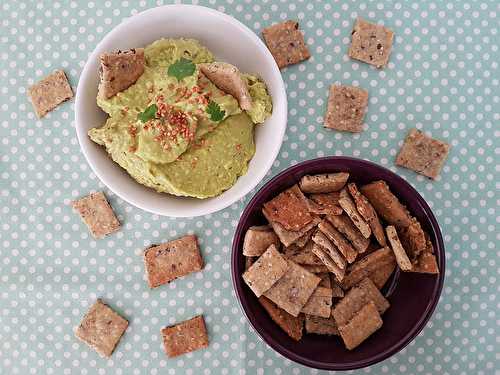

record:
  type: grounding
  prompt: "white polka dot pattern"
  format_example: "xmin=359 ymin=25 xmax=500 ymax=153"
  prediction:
xmin=0 ymin=1 xmax=498 ymax=374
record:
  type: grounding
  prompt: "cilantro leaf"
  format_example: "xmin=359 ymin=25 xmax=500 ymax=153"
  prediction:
xmin=206 ymin=101 xmax=226 ymax=122
xmin=167 ymin=58 xmax=196 ymax=81
xmin=137 ymin=104 xmax=158 ymax=123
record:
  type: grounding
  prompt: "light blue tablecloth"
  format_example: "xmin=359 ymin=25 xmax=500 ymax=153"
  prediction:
xmin=0 ymin=1 xmax=498 ymax=374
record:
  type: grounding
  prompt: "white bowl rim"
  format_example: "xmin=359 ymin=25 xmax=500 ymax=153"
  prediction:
xmin=75 ymin=4 xmax=287 ymax=217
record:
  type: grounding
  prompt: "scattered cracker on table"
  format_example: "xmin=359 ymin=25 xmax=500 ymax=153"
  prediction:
xmin=262 ymin=20 xmax=311 ymax=69
xmin=28 ymin=69 xmax=73 ymax=118
xmin=338 ymin=301 xmax=383 ymax=350
xmin=396 ymin=128 xmax=450 ymax=179
xmin=339 ymin=189 xmax=372 ymax=239
xmin=323 ymin=85 xmax=369 ymax=133
xmin=72 ymin=192 xmax=121 ymax=239
xmin=143 ymin=235 xmax=204 ymax=288
xmin=348 ymin=17 xmax=394 ymax=68
xmin=259 ymin=296 xmax=304 ymax=341
xmin=299 ymin=173 xmax=350 ymax=193
xmin=243 ymin=225 xmax=280 ymax=257
xmin=386 ymin=226 xmax=413 ymax=271
xmin=327 ymin=214 xmax=370 ymax=253
xmin=161 ymin=315 xmax=209 ymax=358
xmin=75 ymin=299 xmax=128 ymax=358
xmin=301 ymin=286 xmax=333 ymax=318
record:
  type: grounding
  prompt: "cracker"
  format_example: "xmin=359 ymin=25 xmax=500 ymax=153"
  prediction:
xmin=311 ymin=243 xmax=345 ymax=282
xmin=98 ymin=48 xmax=145 ymax=99
xmin=397 ymin=217 xmax=427 ymax=259
xmin=243 ymin=225 xmax=280 ymax=256
xmin=301 ymin=264 xmax=329 ymax=274
xmin=264 ymin=260 xmax=321 ymax=317
xmin=396 ymin=128 xmax=450 ymax=179
xmin=269 ymin=217 xmax=321 ymax=248
xmin=330 ymin=276 xmax=345 ymax=298
xmin=263 ymin=185 xmax=314 ymax=231
xmin=294 ymin=227 xmax=316 ymax=248
xmin=339 ymin=189 xmax=372 ymax=239
xmin=318 ymin=220 xmax=358 ymax=263
xmin=411 ymin=236 xmax=439 ymax=274
xmin=305 ymin=313 xmax=339 ymax=336
xmin=317 ymin=272 xmax=332 ymax=289
xmin=347 ymin=183 xmax=386 ymax=246
xmin=244 ymin=256 xmax=256 ymax=271
xmin=72 ymin=192 xmax=121 ymax=239
xmin=308 ymin=192 xmax=343 ymax=215
xmin=386 ymin=226 xmax=413 ymax=271
xmin=75 ymin=299 xmax=128 ymax=358
xmin=348 ymin=18 xmax=394 ymax=69
xmin=28 ymin=69 xmax=73 ymax=118
xmin=369 ymin=259 xmax=396 ymax=289
xmin=327 ymin=214 xmax=370 ymax=253
xmin=361 ymin=180 xmax=413 ymax=227
xmin=284 ymin=240 xmax=323 ymax=266
xmin=301 ymin=287 xmax=333 ymax=318
xmin=262 ymin=20 xmax=311 ymax=69
xmin=144 ymin=235 xmax=204 ymax=288
xmin=338 ymin=302 xmax=382 ymax=350
xmin=258 ymin=296 xmax=304 ymax=341
xmin=311 ymin=231 xmax=347 ymax=270
xmin=299 ymin=173 xmax=349 ymax=193
xmin=243 ymin=245 xmax=289 ymax=297
xmin=323 ymin=85 xmax=369 ymax=132
xmin=161 ymin=315 xmax=208 ymax=358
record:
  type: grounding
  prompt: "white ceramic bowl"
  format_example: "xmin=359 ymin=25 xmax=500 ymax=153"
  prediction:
xmin=75 ymin=5 xmax=287 ymax=217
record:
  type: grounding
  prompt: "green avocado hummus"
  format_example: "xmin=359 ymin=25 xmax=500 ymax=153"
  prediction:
xmin=89 ymin=38 xmax=272 ymax=198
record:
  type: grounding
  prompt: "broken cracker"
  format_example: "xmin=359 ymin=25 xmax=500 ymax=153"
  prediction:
xmin=259 ymin=296 xmax=304 ymax=341
xmin=311 ymin=231 xmax=347 ymax=270
xmin=161 ymin=315 xmax=208 ymax=358
xmin=339 ymin=189 xmax=372 ymax=239
xmin=305 ymin=313 xmax=339 ymax=336
xmin=301 ymin=286 xmax=333 ymax=318
xmin=397 ymin=217 xmax=427 ymax=259
xmin=243 ymin=225 xmax=280 ymax=257
xmin=308 ymin=192 xmax=343 ymax=215
xmin=323 ymin=85 xmax=369 ymax=132
xmin=338 ymin=302 xmax=382 ymax=350
xmin=318 ymin=220 xmax=358 ymax=263
xmin=327 ymin=214 xmax=370 ymax=253
xmin=369 ymin=259 xmax=397 ymax=289
xmin=284 ymin=240 xmax=323 ymax=266
xmin=72 ymin=192 xmax=121 ymax=239
xmin=269 ymin=217 xmax=321 ymax=248
xmin=299 ymin=173 xmax=349 ymax=193
xmin=317 ymin=272 xmax=332 ymax=289
xmin=301 ymin=264 xmax=330 ymax=274
xmin=411 ymin=235 xmax=439 ymax=274
xmin=311 ymin=243 xmax=345 ymax=282
xmin=386 ymin=226 xmax=413 ymax=271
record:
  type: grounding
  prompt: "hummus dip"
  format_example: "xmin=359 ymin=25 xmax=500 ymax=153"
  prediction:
xmin=89 ymin=38 xmax=272 ymax=199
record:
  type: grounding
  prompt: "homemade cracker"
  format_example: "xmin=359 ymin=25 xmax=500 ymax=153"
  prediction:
xmin=243 ymin=245 xmax=288 ymax=297
xmin=243 ymin=225 xmax=280 ymax=257
xmin=284 ymin=240 xmax=323 ymax=266
xmin=339 ymin=189 xmax=372 ymax=239
xmin=28 ymin=69 xmax=73 ymax=118
xmin=294 ymin=227 xmax=316 ymax=248
xmin=161 ymin=315 xmax=208 ymax=358
xmin=301 ymin=264 xmax=330 ymax=274
xmin=263 ymin=185 xmax=313 ymax=231
xmin=144 ymin=235 xmax=204 ymax=288
xmin=311 ymin=231 xmax=347 ymax=270
xmin=318 ymin=220 xmax=357 ymax=263
xmin=305 ymin=313 xmax=339 ymax=336
xmin=75 ymin=299 xmax=128 ymax=358
xmin=396 ymin=128 xmax=450 ymax=179
xmin=348 ymin=18 xmax=394 ymax=68
xmin=301 ymin=287 xmax=333 ymax=318
xmin=369 ymin=259 xmax=396 ymax=289
xmin=338 ymin=302 xmax=383 ymax=350
xmin=397 ymin=217 xmax=427 ymax=259
xmin=72 ymin=192 xmax=121 ymax=239
xmin=330 ymin=277 xmax=345 ymax=298
xmin=324 ymin=85 xmax=368 ymax=132
xmin=258 ymin=296 xmax=304 ymax=341
xmin=264 ymin=260 xmax=321 ymax=317
xmin=317 ymin=272 xmax=332 ymax=288
xmin=411 ymin=236 xmax=439 ymax=274
xmin=386 ymin=226 xmax=413 ymax=271
xmin=311 ymin=243 xmax=346 ymax=282
xmin=299 ymin=173 xmax=349 ymax=193
xmin=269 ymin=217 xmax=321 ymax=247
xmin=327 ymin=214 xmax=370 ymax=253
xmin=262 ymin=20 xmax=311 ymax=69
xmin=308 ymin=192 xmax=343 ymax=215
xmin=244 ymin=256 xmax=256 ymax=270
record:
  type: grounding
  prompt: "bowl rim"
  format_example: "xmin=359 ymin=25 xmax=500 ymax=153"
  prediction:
xmin=74 ymin=4 xmax=287 ymax=217
xmin=231 ymin=156 xmax=446 ymax=371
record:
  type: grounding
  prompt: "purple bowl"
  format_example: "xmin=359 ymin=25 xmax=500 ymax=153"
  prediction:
xmin=231 ymin=157 xmax=445 ymax=371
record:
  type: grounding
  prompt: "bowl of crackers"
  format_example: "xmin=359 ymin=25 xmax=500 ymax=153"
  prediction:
xmin=231 ymin=156 xmax=445 ymax=371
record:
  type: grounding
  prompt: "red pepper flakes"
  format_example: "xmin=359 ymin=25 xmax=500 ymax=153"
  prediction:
xmin=235 ymin=144 xmax=242 ymax=152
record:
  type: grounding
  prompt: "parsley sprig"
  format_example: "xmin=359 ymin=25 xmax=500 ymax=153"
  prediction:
xmin=137 ymin=104 xmax=158 ymax=123
xmin=167 ymin=58 xmax=196 ymax=81
xmin=206 ymin=101 xmax=225 ymax=122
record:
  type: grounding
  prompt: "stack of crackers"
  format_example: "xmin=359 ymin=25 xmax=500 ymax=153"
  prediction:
xmin=241 ymin=172 xmax=439 ymax=350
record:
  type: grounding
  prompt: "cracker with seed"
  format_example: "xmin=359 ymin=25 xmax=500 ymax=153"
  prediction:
xmin=98 ymin=48 xmax=145 ymax=99
xmin=338 ymin=302 xmax=382 ymax=350
xmin=144 ymin=235 xmax=204 ymax=288
xmin=348 ymin=183 xmax=386 ymax=246
xmin=243 ymin=245 xmax=289 ymax=297
xmin=327 ymin=214 xmax=370 ymax=253
xmin=263 ymin=185 xmax=314 ymax=232
xmin=411 ymin=235 xmax=439 ymax=274
xmin=161 ymin=315 xmax=208 ymax=358
xmin=262 ymin=20 xmax=311 ymax=69
xmin=397 ymin=217 xmax=427 ymax=259
xmin=369 ymin=259 xmax=396 ymax=289
xmin=301 ymin=287 xmax=333 ymax=318
xmin=324 ymin=85 xmax=368 ymax=132
xmin=339 ymin=189 xmax=371 ymax=239
xmin=308 ymin=192 xmax=343 ymax=215
xmin=396 ymin=128 xmax=450 ymax=179
xmin=318 ymin=220 xmax=358 ymax=263
xmin=294 ymin=227 xmax=316 ymax=248
xmin=361 ymin=180 xmax=413 ymax=227
xmin=299 ymin=173 xmax=349 ymax=193
xmin=72 ymin=192 xmax=121 ymax=239
xmin=264 ymin=260 xmax=321 ymax=317
xmin=311 ymin=243 xmax=346 ymax=282
xmin=312 ymin=231 xmax=347 ymax=270
xmin=270 ymin=217 xmax=321 ymax=248
xmin=330 ymin=276 xmax=345 ymax=298
xmin=301 ymin=264 xmax=330 ymax=274
xmin=348 ymin=18 xmax=394 ymax=69
xmin=305 ymin=313 xmax=339 ymax=336
xmin=258 ymin=296 xmax=304 ymax=341
xmin=284 ymin=240 xmax=323 ymax=266
xmin=386 ymin=226 xmax=413 ymax=271
xmin=75 ymin=299 xmax=128 ymax=358
xmin=28 ymin=69 xmax=73 ymax=118
xmin=243 ymin=225 xmax=280 ymax=257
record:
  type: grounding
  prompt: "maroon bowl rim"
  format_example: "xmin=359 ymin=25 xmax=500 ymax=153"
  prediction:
xmin=231 ymin=156 xmax=445 ymax=371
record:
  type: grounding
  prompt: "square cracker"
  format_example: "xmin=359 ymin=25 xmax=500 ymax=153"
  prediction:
xmin=327 ymin=214 xmax=370 ymax=253
xmin=161 ymin=315 xmax=208 ymax=358
xmin=262 ymin=20 xmax=311 ymax=69
xmin=396 ymin=128 xmax=450 ymax=179
xmin=28 ymin=69 xmax=73 ymax=118
xmin=324 ymin=85 xmax=368 ymax=133
xmin=144 ymin=235 xmax=204 ymax=288
xmin=259 ymin=296 xmax=304 ymax=341
xmin=305 ymin=313 xmax=339 ymax=336
xmin=299 ymin=173 xmax=349 ymax=194
xmin=243 ymin=225 xmax=280 ymax=257
xmin=243 ymin=245 xmax=288 ymax=297
xmin=339 ymin=189 xmax=372 ymax=239
xmin=348 ymin=18 xmax=394 ymax=68
xmin=301 ymin=287 xmax=333 ymax=318
xmin=270 ymin=217 xmax=320 ymax=248
xmin=338 ymin=301 xmax=382 ymax=350
xmin=386 ymin=226 xmax=413 ymax=271
xmin=318 ymin=220 xmax=358 ymax=263
xmin=75 ymin=299 xmax=128 ymax=358
xmin=369 ymin=259 xmax=396 ymax=289
xmin=72 ymin=192 xmax=120 ymax=239
xmin=264 ymin=260 xmax=321 ymax=317
xmin=284 ymin=240 xmax=323 ymax=266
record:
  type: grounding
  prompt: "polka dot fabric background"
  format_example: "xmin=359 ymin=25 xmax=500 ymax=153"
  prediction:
xmin=0 ymin=0 xmax=498 ymax=374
